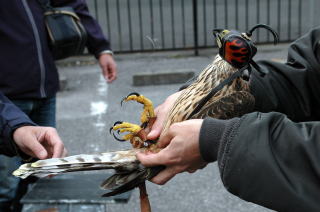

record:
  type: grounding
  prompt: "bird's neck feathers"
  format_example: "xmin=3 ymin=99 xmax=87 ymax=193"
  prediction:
xmin=196 ymin=54 xmax=238 ymax=88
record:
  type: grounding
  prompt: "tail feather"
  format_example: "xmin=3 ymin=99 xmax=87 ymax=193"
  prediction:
xmin=31 ymin=150 xmax=137 ymax=167
xmin=101 ymin=166 xmax=165 ymax=197
xmin=13 ymin=149 xmax=165 ymax=198
xmin=13 ymin=150 xmax=139 ymax=179
xmin=101 ymin=170 xmax=147 ymax=197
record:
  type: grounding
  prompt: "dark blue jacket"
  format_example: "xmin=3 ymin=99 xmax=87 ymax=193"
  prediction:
xmin=0 ymin=92 xmax=35 ymax=156
xmin=0 ymin=0 xmax=111 ymax=99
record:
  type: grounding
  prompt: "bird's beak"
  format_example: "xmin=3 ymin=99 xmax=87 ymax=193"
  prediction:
xmin=212 ymin=29 xmax=223 ymax=38
xmin=212 ymin=29 xmax=224 ymax=48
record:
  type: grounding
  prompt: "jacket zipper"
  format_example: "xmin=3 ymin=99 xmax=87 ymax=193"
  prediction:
xmin=22 ymin=0 xmax=46 ymax=98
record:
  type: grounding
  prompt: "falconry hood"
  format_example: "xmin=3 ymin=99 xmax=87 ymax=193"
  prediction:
xmin=213 ymin=24 xmax=279 ymax=70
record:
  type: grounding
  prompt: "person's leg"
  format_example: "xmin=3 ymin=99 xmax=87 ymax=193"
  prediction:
xmin=0 ymin=156 xmax=21 ymax=211
xmin=30 ymin=96 xmax=56 ymax=127
xmin=12 ymin=97 xmax=56 ymax=212
xmin=0 ymin=101 xmax=33 ymax=212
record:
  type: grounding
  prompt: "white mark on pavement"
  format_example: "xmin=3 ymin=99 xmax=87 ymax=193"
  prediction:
xmin=95 ymin=122 xmax=106 ymax=128
xmin=98 ymin=75 xmax=108 ymax=95
xmin=90 ymin=101 xmax=108 ymax=132
xmin=91 ymin=76 xmax=109 ymax=131
xmin=90 ymin=101 xmax=108 ymax=116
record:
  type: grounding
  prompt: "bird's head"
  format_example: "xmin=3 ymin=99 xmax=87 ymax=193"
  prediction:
xmin=213 ymin=24 xmax=279 ymax=69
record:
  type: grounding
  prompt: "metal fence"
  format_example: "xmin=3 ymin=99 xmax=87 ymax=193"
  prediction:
xmin=86 ymin=0 xmax=317 ymax=54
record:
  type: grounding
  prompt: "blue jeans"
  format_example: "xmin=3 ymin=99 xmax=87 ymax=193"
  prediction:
xmin=0 ymin=97 xmax=56 ymax=211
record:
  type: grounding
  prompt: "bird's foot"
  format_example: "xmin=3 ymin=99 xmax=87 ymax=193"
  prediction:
xmin=110 ymin=121 xmax=148 ymax=148
xmin=121 ymin=93 xmax=155 ymax=125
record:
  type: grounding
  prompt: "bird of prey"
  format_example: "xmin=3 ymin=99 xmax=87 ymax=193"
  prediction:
xmin=13 ymin=24 xmax=278 ymax=212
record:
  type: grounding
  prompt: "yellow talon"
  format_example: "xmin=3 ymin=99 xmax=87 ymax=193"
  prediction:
xmin=112 ymin=93 xmax=156 ymax=148
xmin=123 ymin=94 xmax=155 ymax=124
xmin=112 ymin=122 xmax=142 ymax=141
xmin=113 ymin=122 xmax=142 ymax=133
xmin=119 ymin=127 xmax=139 ymax=133
xmin=123 ymin=134 xmax=134 ymax=141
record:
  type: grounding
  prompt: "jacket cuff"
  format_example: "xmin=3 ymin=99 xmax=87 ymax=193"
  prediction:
xmin=199 ymin=117 xmax=240 ymax=162
xmin=2 ymin=120 xmax=36 ymax=158
xmin=94 ymin=47 xmax=112 ymax=59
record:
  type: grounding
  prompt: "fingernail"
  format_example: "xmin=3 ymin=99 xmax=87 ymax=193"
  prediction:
xmin=39 ymin=150 xmax=47 ymax=159
xmin=147 ymin=130 xmax=155 ymax=138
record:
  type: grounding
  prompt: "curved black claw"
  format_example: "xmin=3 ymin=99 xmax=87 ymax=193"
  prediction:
xmin=120 ymin=92 xmax=141 ymax=106
xmin=109 ymin=121 xmax=123 ymax=134
xmin=246 ymin=24 xmax=279 ymax=45
xmin=109 ymin=121 xmax=126 ymax=142
xmin=140 ymin=122 xmax=148 ymax=129
xmin=113 ymin=132 xmax=126 ymax=142
xmin=143 ymin=139 xmax=158 ymax=147
xmin=145 ymin=139 xmax=157 ymax=145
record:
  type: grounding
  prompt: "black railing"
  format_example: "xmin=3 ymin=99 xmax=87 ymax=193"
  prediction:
xmin=87 ymin=0 xmax=315 ymax=54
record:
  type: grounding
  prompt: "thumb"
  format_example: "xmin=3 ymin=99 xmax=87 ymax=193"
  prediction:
xmin=156 ymin=128 xmax=174 ymax=148
xmin=147 ymin=107 xmax=166 ymax=140
xmin=136 ymin=151 xmax=165 ymax=167
xmin=137 ymin=130 xmax=174 ymax=166
xmin=147 ymin=121 xmax=162 ymax=140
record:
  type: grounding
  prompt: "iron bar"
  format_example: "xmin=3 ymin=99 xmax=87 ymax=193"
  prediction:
xmin=94 ymin=0 xmax=98 ymax=19
xmin=171 ymin=0 xmax=175 ymax=48
xmin=149 ymin=0 xmax=154 ymax=40
xmin=245 ymin=0 xmax=249 ymax=31
xmin=116 ymin=0 xmax=122 ymax=50
xmin=256 ymin=0 xmax=260 ymax=42
xmin=181 ymin=0 xmax=186 ymax=47
xmin=224 ymin=0 xmax=228 ymax=28
xmin=203 ymin=0 xmax=207 ymax=45
xmin=235 ymin=0 xmax=239 ymax=29
xmin=267 ymin=0 xmax=270 ymax=42
xmin=213 ymin=0 xmax=217 ymax=30
xmin=288 ymin=0 xmax=292 ymax=40
xmin=277 ymin=0 xmax=281 ymax=39
xmin=298 ymin=0 xmax=302 ymax=36
xmin=193 ymin=0 xmax=199 ymax=55
xmin=127 ymin=0 xmax=133 ymax=51
xmin=105 ymin=0 xmax=111 ymax=43
xmin=159 ymin=0 xmax=165 ymax=48
xmin=138 ymin=0 xmax=144 ymax=49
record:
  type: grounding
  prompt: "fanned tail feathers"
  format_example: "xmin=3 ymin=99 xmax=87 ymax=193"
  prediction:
xmin=13 ymin=149 xmax=164 ymax=197
xmin=13 ymin=150 xmax=139 ymax=179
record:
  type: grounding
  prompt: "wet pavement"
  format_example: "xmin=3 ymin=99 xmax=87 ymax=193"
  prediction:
xmin=54 ymin=43 xmax=289 ymax=212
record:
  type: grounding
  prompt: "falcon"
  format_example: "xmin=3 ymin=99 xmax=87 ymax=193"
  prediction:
xmin=13 ymin=24 xmax=278 ymax=212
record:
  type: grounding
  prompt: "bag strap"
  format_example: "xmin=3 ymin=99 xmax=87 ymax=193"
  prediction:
xmin=37 ymin=0 xmax=53 ymax=11
xmin=187 ymin=65 xmax=247 ymax=119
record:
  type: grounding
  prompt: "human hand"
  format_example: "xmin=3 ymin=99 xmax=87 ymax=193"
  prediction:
xmin=147 ymin=91 xmax=182 ymax=140
xmin=13 ymin=126 xmax=67 ymax=159
xmin=98 ymin=53 xmax=117 ymax=83
xmin=137 ymin=119 xmax=207 ymax=185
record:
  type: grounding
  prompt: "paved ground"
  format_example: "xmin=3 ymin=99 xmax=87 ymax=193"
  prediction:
xmin=55 ymin=43 xmax=289 ymax=212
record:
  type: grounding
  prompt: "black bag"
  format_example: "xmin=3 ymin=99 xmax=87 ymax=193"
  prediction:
xmin=38 ymin=0 xmax=87 ymax=60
